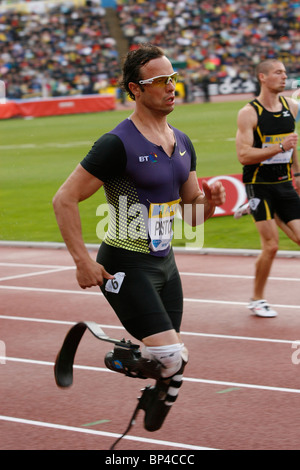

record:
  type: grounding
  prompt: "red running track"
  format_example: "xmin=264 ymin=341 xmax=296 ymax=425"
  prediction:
xmin=0 ymin=245 xmax=300 ymax=450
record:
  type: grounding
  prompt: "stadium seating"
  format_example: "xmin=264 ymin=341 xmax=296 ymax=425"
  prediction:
xmin=0 ymin=0 xmax=299 ymax=101
xmin=117 ymin=0 xmax=300 ymax=97
xmin=0 ymin=1 xmax=120 ymax=99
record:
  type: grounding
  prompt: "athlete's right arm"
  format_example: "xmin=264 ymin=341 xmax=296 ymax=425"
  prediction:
xmin=52 ymin=164 xmax=113 ymax=289
xmin=236 ymin=105 xmax=297 ymax=165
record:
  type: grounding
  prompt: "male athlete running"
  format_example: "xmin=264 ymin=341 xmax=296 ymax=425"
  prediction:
xmin=53 ymin=44 xmax=225 ymax=431
xmin=236 ymin=59 xmax=300 ymax=318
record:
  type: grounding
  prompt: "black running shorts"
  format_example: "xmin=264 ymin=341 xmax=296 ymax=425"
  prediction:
xmin=246 ymin=181 xmax=300 ymax=223
xmin=97 ymin=242 xmax=183 ymax=341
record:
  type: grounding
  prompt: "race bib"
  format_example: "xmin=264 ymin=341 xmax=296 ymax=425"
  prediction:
xmin=148 ymin=199 xmax=181 ymax=252
xmin=105 ymin=272 xmax=126 ymax=294
xmin=262 ymin=133 xmax=293 ymax=165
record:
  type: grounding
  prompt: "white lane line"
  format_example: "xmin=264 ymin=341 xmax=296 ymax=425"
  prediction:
xmin=0 ymin=315 xmax=298 ymax=345
xmin=0 ymin=415 xmax=211 ymax=450
xmin=184 ymin=297 xmax=300 ymax=310
xmin=3 ymin=356 xmax=300 ymax=395
xmin=0 ymin=263 xmax=75 ymax=269
xmin=180 ymin=272 xmax=300 ymax=282
xmin=0 ymin=315 xmax=77 ymax=326
xmin=1 ymin=262 xmax=299 ymax=282
xmin=0 ymin=285 xmax=101 ymax=295
xmin=0 ymin=285 xmax=299 ymax=310
xmin=183 ymin=377 xmax=300 ymax=395
xmin=0 ymin=267 xmax=74 ymax=282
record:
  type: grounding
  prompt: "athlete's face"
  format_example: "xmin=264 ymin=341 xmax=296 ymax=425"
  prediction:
xmin=262 ymin=63 xmax=288 ymax=93
xmin=135 ymin=56 xmax=176 ymax=114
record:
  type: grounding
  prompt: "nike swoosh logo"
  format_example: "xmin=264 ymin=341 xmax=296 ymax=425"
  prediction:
xmin=180 ymin=150 xmax=186 ymax=156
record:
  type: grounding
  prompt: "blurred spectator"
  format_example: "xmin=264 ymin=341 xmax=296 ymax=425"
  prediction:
xmin=0 ymin=2 xmax=121 ymax=98
xmin=117 ymin=0 xmax=300 ymax=100
xmin=1 ymin=0 xmax=300 ymax=100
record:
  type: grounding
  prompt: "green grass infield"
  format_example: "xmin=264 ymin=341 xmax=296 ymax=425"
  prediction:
xmin=0 ymin=100 xmax=298 ymax=251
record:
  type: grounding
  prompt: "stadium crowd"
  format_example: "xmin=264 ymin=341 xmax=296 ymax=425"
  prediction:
xmin=118 ymin=0 xmax=300 ymax=98
xmin=0 ymin=0 xmax=300 ymax=99
xmin=0 ymin=1 xmax=120 ymax=99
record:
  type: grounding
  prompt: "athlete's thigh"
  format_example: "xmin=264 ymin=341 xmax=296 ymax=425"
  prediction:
xmin=102 ymin=265 xmax=174 ymax=340
xmin=246 ymin=184 xmax=274 ymax=222
xmin=97 ymin=244 xmax=180 ymax=339
xmin=160 ymin=264 xmax=183 ymax=332
xmin=274 ymin=182 xmax=300 ymax=224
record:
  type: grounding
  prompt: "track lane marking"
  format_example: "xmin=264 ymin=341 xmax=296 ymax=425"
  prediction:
xmin=0 ymin=267 xmax=74 ymax=282
xmin=0 ymin=285 xmax=299 ymax=310
xmin=2 ymin=356 xmax=300 ymax=395
xmin=0 ymin=314 xmax=298 ymax=345
xmin=0 ymin=415 xmax=211 ymax=450
xmin=1 ymin=262 xmax=299 ymax=282
xmin=180 ymin=272 xmax=300 ymax=282
xmin=0 ymin=262 xmax=75 ymax=269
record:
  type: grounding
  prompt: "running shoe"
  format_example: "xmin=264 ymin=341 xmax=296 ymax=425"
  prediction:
xmin=248 ymin=299 xmax=278 ymax=318
xmin=234 ymin=202 xmax=250 ymax=219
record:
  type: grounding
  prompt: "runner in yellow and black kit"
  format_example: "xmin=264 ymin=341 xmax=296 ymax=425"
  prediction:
xmin=244 ymin=96 xmax=299 ymax=222
xmin=236 ymin=59 xmax=300 ymax=318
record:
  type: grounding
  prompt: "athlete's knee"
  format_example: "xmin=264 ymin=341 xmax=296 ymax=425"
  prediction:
xmin=104 ymin=340 xmax=188 ymax=382
xmin=262 ymin=238 xmax=279 ymax=259
xmin=142 ymin=343 xmax=188 ymax=378
xmin=104 ymin=341 xmax=189 ymax=434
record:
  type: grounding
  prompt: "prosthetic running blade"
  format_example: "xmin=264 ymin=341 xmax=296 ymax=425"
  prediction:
xmin=54 ymin=321 xmax=139 ymax=388
xmin=54 ymin=321 xmax=178 ymax=449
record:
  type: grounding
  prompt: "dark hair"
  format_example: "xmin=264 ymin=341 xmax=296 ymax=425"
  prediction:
xmin=256 ymin=59 xmax=282 ymax=83
xmin=120 ymin=43 xmax=165 ymax=100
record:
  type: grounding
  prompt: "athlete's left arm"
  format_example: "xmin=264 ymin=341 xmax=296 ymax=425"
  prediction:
xmin=292 ymin=147 xmax=300 ymax=195
xmin=287 ymin=98 xmax=300 ymax=194
xmin=179 ymin=172 xmax=226 ymax=226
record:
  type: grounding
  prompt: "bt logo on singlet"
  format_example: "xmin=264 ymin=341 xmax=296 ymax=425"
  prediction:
xmin=139 ymin=153 xmax=158 ymax=163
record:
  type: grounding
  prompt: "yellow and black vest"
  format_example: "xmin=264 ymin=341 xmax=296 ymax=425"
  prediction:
xmin=243 ymin=97 xmax=295 ymax=184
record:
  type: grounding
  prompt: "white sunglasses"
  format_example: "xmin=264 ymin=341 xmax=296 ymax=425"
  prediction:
xmin=139 ymin=72 xmax=178 ymax=87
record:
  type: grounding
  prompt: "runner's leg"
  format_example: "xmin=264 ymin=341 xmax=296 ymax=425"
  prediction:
xmin=254 ymin=219 xmax=279 ymax=300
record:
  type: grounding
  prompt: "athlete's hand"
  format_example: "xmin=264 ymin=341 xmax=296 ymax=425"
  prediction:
xmin=202 ymin=180 xmax=226 ymax=207
xmin=282 ymin=133 xmax=298 ymax=151
xmin=76 ymin=258 xmax=114 ymax=289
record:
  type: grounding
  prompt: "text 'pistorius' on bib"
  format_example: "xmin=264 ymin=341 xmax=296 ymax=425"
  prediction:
xmin=148 ymin=199 xmax=181 ymax=252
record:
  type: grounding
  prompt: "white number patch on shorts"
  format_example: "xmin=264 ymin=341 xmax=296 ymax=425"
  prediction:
xmin=105 ymin=272 xmax=126 ymax=294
